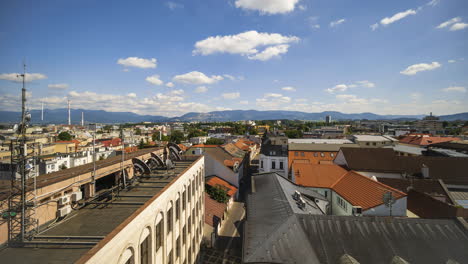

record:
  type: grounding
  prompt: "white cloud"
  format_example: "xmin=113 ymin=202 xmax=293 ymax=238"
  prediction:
xmin=400 ymin=62 xmax=441 ymax=75
xmin=127 ymin=93 xmax=137 ymax=98
xmin=298 ymin=5 xmax=306 ymax=11
xmin=239 ymin=100 xmax=249 ymax=105
xmin=195 ymin=86 xmax=208 ymax=93
xmin=117 ymin=57 xmax=157 ymax=69
xmin=450 ymin=23 xmax=468 ymax=31
xmin=436 ymin=17 xmax=461 ymax=29
xmin=193 ymin=31 xmax=299 ymax=61
xmin=442 ymin=86 xmax=466 ymax=93
xmin=265 ymin=93 xmax=283 ymax=98
xmin=326 ymin=84 xmax=348 ymax=93
xmin=307 ymin=17 xmax=320 ymax=30
xmin=410 ymin=92 xmax=422 ymax=101
xmin=247 ymin=44 xmax=290 ymax=61
xmin=370 ymin=23 xmax=379 ymax=31
xmin=355 ymin=80 xmax=375 ymax=88
xmin=296 ymin=98 xmax=307 ymax=102
xmin=0 ymin=73 xmax=47 ymax=83
xmin=223 ymin=74 xmax=237 ymax=81
xmin=173 ymin=71 xmax=223 ymax=85
xmin=222 ymin=92 xmax=240 ymax=99
xmin=48 ymin=83 xmax=69 ymax=90
xmin=427 ymin=0 xmax=440 ymax=6
xmin=165 ymin=82 xmax=175 ymax=88
xmin=235 ymin=0 xmax=300 ymax=15
xmin=166 ymin=1 xmax=183 ymax=10
xmin=146 ymin=74 xmax=164 ymax=85
xmin=370 ymin=98 xmax=389 ymax=103
xmin=448 ymin=59 xmax=456 ymax=63
xmin=170 ymin=89 xmax=184 ymax=95
xmin=281 ymin=86 xmax=296 ymax=91
xmin=381 ymin=9 xmax=417 ymax=25
xmin=330 ymin=18 xmax=346 ymax=27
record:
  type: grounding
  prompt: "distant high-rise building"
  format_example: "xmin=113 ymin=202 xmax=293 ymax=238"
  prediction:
xmin=325 ymin=115 xmax=332 ymax=124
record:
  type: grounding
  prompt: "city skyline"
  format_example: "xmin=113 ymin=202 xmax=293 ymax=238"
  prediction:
xmin=1 ymin=0 xmax=468 ymax=117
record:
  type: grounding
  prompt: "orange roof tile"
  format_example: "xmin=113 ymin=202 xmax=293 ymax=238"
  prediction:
xmin=399 ymin=135 xmax=459 ymax=146
xmin=332 ymin=171 xmax=406 ymax=210
xmin=294 ymin=163 xmax=407 ymax=211
xmin=206 ymin=176 xmax=238 ymax=197
xmin=294 ymin=163 xmax=348 ymax=188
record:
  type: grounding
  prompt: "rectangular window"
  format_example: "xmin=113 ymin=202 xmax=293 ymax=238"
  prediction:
xmin=156 ymin=221 xmax=163 ymax=251
xmin=192 ymin=238 xmax=196 ymax=253
xmin=140 ymin=236 xmax=149 ymax=264
xmin=271 ymin=161 xmax=276 ymax=169
xmin=183 ymin=225 xmax=187 ymax=244
xmin=167 ymin=249 xmax=173 ymax=264
xmin=188 ymin=216 xmax=192 ymax=234
xmin=279 ymin=161 xmax=284 ymax=170
xmin=295 ymin=152 xmax=298 ymax=156
xmin=176 ymin=237 xmax=180 ymax=259
xmin=176 ymin=198 xmax=180 ymax=221
xmin=260 ymin=160 xmax=263 ymax=169
xmin=192 ymin=209 xmax=195 ymax=224
xmin=301 ymin=152 xmax=305 ymax=157
xmin=192 ymin=180 xmax=195 ymax=195
xmin=167 ymin=208 xmax=173 ymax=234
xmin=188 ymin=247 xmax=192 ymax=263
xmin=188 ymin=185 xmax=191 ymax=203
xmin=182 ymin=191 xmax=186 ymax=210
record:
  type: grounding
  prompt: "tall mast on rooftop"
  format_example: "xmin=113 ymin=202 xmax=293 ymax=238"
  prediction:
xmin=67 ymin=99 xmax=71 ymax=125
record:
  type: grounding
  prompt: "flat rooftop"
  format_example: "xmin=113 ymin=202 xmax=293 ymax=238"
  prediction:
xmin=0 ymin=158 xmax=199 ymax=264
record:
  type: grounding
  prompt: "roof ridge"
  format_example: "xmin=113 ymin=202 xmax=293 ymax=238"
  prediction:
xmin=340 ymin=170 xmax=407 ymax=197
xmin=330 ymin=170 xmax=349 ymax=188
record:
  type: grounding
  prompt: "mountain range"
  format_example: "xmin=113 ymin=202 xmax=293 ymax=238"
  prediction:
xmin=0 ymin=109 xmax=467 ymax=124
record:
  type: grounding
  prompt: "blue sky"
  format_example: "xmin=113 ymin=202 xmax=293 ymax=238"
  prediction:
xmin=0 ymin=0 xmax=467 ymax=117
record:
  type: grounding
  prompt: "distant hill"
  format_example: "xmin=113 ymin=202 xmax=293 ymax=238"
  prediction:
xmin=0 ymin=109 xmax=467 ymax=124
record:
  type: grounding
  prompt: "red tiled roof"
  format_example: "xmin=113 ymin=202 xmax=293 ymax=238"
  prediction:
xmin=178 ymin=144 xmax=188 ymax=151
xmin=294 ymin=163 xmax=347 ymax=188
xmin=399 ymin=135 xmax=460 ymax=146
xmin=294 ymin=163 xmax=407 ymax=210
xmin=204 ymin=193 xmax=227 ymax=227
xmin=332 ymin=171 xmax=406 ymax=210
xmin=206 ymin=176 xmax=238 ymax=197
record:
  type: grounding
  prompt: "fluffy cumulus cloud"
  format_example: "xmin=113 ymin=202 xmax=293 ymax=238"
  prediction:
xmin=48 ymin=83 xmax=69 ymax=90
xmin=281 ymin=86 xmax=296 ymax=91
xmin=193 ymin=31 xmax=299 ymax=61
xmin=173 ymin=71 xmax=223 ymax=85
xmin=235 ymin=0 xmax=300 ymax=15
xmin=195 ymin=86 xmax=208 ymax=93
xmin=326 ymin=84 xmax=348 ymax=93
xmin=330 ymin=18 xmax=346 ymax=27
xmin=222 ymin=92 xmax=240 ymax=99
xmin=146 ymin=74 xmax=164 ymax=85
xmin=239 ymin=100 xmax=249 ymax=105
xmin=436 ymin=17 xmax=461 ymax=29
xmin=442 ymin=86 xmax=466 ymax=93
xmin=0 ymin=73 xmax=47 ymax=83
xmin=165 ymin=82 xmax=175 ymax=88
xmin=400 ymin=62 xmax=441 ymax=75
xmin=117 ymin=57 xmax=157 ymax=69
xmin=450 ymin=23 xmax=468 ymax=31
xmin=127 ymin=93 xmax=137 ymax=98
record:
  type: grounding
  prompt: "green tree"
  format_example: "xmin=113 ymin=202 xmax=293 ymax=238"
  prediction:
xmin=59 ymin=164 xmax=67 ymax=170
xmin=205 ymin=138 xmax=224 ymax=145
xmin=170 ymin=130 xmax=185 ymax=144
xmin=103 ymin=125 xmax=112 ymax=132
xmin=135 ymin=128 xmax=142 ymax=135
xmin=187 ymin=129 xmax=206 ymax=139
xmin=442 ymin=121 xmax=449 ymax=128
xmin=152 ymin=133 xmax=159 ymax=142
xmin=284 ymin=130 xmax=302 ymax=138
xmin=139 ymin=139 xmax=145 ymax=149
xmin=206 ymin=185 xmax=229 ymax=203
xmin=58 ymin=131 xmax=72 ymax=141
xmin=99 ymin=155 xmax=105 ymax=160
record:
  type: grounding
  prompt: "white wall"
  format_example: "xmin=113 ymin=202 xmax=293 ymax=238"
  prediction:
xmin=204 ymin=153 xmax=239 ymax=188
xmin=363 ymin=197 xmax=407 ymax=216
xmin=331 ymin=191 xmax=352 ymax=216
xmin=84 ymin=158 xmax=205 ymax=264
xmin=259 ymin=154 xmax=288 ymax=178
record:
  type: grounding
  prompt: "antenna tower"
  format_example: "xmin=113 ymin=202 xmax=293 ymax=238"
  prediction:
xmin=2 ymin=62 xmax=38 ymax=246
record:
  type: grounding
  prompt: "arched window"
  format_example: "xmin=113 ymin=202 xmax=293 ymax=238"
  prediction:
xmin=155 ymin=214 xmax=164 ymax=253
xmin=119 ymin=247 xmax=135 ymax=264
xmin=139 ymin=227 xmax=152 ymax=264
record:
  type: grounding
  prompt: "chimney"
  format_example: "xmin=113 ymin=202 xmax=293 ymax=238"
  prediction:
xmin=421 ymin=164 xmax=430 ymax=178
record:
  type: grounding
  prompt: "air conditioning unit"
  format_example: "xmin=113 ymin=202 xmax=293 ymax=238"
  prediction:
xmin=58 ymin=205 xmax=72 ymax=217
xmin=293 ymin=190 xmax=301 ymax=200
xmin=352 ymin=206 xmax=362 ymax=216
xmin=58 ymin=195 xmax=70 ymax=205
xmin=71 ymin=191 xmax=83 ymax=202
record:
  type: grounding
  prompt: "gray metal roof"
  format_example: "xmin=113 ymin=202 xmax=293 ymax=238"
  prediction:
xmin=384 ymin=144 xmax=424 ymax=155
xmin=244 ymin=174 xmax=468 ymax=264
